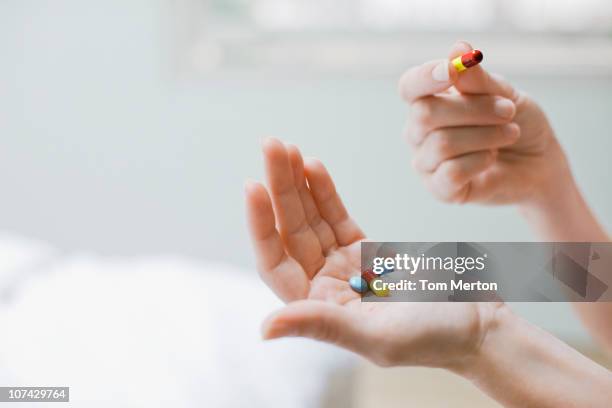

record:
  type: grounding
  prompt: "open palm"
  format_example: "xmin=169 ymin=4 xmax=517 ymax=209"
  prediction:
xmin=245 ymin=138 xmax=498 ymax=368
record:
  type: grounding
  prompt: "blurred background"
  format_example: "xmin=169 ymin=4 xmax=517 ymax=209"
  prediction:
xmin=1 ymin=0 xmax=612 ymax=406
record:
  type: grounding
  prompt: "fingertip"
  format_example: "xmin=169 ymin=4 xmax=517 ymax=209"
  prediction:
xmin=447 ymin=60 xmax=459 ymax=83
xmin=286 ymin=143 xmax=303 ymax=164
xmin=245 ymin=181 xmax=272 ymax=215
xmin=303 ymin=157 xmax=325 ymax=172
xmin=261 ymin=308 xmax=300 ymax=340
xmin=244 ymin=178 xmax=259 ymax=195
xmin=494 ymin=97 xmax=517 ymax=120
xmin=245 ymin=179 xmax=269 ymax=197
xmin=400 ymin=59 xmax=457 ymax=102
xmin=449 ymin=40 xmax=473 ymax=59
xmin=261 ymin=136 xmax=286 ymax=155
xmin=262 ymin=137 xmax=292 ymax=179
xmin=261 ymin=317 xmax=285 ymax=340
xmin=502 ymin=122 xmax=521 ymax=141
xmin=430 ymin=59 xmax=451 ymax=82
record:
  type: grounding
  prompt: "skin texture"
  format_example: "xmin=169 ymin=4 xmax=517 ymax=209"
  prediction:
xmin=245 ymin=138 xmax=612 ymax=407
xmin=402 ymin=41 xmax=612 ymax=354
xmin=399 ymin=41 xmax=612 ymax=405
xmin=245 ymin=138 xmax=499 ymax=369
xmin=245 ymin=42 xmax=612 ymax=406
xmin=402 ymin=41 xmax=570 ymax=205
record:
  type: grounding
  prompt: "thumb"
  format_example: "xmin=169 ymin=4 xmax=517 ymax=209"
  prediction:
xmin=449 ymin=41 xmax=518 ymax=101
xmin=262 ymin=300 xmax=370 ymax=353
xmin=399 ymin=58 xmax=459 ymax=103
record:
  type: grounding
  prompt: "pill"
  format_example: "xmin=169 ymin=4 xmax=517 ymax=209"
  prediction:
xmin=452 ymin=50 xmax=483 ymax=72
xmin=349 ymin=275 xmax=368 ymax=293
xmin=381 ymin=265 xmax=394 ymax=275
xmin=362 ymin=270 xmax=389 ymax=297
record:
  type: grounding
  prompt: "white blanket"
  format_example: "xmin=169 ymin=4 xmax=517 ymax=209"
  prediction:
xmin=0 ymin=233 xmax=355 ymax=407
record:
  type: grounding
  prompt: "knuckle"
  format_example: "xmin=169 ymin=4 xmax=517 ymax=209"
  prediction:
xmin=459 ymin=96 xmax=477 ymax=116
xmin=430 ymin=131 xmax=454 ymax=158
xmin=441 ymin=164 xmax=465 ymax=186
xmin=410 ymin=99 xmax=435 ymax=126
xmin=424 ymin=177 xmax=454 ymax=203
xmin=408 ymin=124 xmax=427 ymax=146
xmin=412 ymin=159 xmax=429 ymax=174
xmin=435 ymin=190 xmax=457 ymax=204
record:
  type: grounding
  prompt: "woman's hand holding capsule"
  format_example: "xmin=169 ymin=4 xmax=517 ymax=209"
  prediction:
xmin=245 ymin=138 xmax=501 ymax=369
xmin=400 ymin=41 xmax=572 ymax=205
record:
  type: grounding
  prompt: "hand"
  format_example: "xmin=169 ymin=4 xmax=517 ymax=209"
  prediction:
xmin=245 ymin=138 xmax=502 ymax=368
xmin=400 ymin=41 xmax=573 ymax=205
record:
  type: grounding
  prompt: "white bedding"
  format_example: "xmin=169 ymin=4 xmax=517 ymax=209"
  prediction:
xmin=0 ymin=233 xmax=355 ymax=407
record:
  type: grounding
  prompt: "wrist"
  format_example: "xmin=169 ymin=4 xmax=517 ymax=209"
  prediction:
xmin=518 ymin=172 xmax=608 ymax=242
xmin=445 ymin=302 xmax=512 ymax=376
xmin=517 ymin=153 xmax=578 ymax=215
xmin=448 ymin=303 xmax=612 ymax=407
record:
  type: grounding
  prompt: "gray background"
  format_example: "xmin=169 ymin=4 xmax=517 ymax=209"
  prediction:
xmin=1 ymin=0 xmax=611 ymax=343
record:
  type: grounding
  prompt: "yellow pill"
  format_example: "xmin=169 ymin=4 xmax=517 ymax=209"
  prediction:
xmin=369 ymin=278 xmax=389 ymax=297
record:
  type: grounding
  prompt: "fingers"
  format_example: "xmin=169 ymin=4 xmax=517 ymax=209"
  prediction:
xmin=412 ymin=124 xmax=520 ymax=173
xmin=408 ymin=94 xmax=516 ymax=144
xmin=304 ymin=159 xmax=365 ymax=246
xmin=262 ymin=300 xmax=372 ymax=356
xmin=263 ymin=138 xmax=325 ymax=277
xmin=286 ymin=144 xmax=338 ymax=254
xmin=424 ymin=150 xmax=496 ymax=203
xmin=448 ymin=41 xmax=517 ymax=101
xmin=245 ymin=180 xmax=310 ymax=302
xmin=399 ymin=59 xmax=459 ymax=103
xmin=245 ymin=180 xmax=287 ymax=271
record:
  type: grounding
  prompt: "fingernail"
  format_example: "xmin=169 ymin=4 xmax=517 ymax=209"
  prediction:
xmin=494 ymin=98 xmax=516 ymax=119
xmin=501 ymin=123 xmax=520 ymax=139
xmin=432 ymin=60 xmax=450 ymax=82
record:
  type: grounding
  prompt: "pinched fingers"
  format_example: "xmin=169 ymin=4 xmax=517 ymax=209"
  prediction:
xmin=398 ymin=59 xmax=458 ymax=103
xmin=423 ymin=150 xmax=497 ymax=204
xmin=406 ymin=94 xmax=517 ymax=146
xmin=412 ymin=123 xmax=520 ymax=173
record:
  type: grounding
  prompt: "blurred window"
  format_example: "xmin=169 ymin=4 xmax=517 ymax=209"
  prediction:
xmin=209 ymin=0 xmax=612 ymax=33
xmin=174 ymin=0 xmax=612 ymax=76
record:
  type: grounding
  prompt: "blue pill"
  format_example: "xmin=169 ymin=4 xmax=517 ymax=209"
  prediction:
xmin=349 ymin=276 xmax=368 ymax=293
xmin=382 ymin=266 xmax=394 ymax=275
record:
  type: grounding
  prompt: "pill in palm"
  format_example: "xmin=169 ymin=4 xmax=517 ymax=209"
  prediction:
xmin=349 ymin=275 xmax=368 ymax=293
xmin=362 ymin=270 xmax=389 ymax=297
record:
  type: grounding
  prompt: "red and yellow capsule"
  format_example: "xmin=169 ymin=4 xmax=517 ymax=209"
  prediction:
xmin=362 ymin=270 xmax=389 ymax=297
xmin=452 ymin=50 xmax=483 ymax=72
